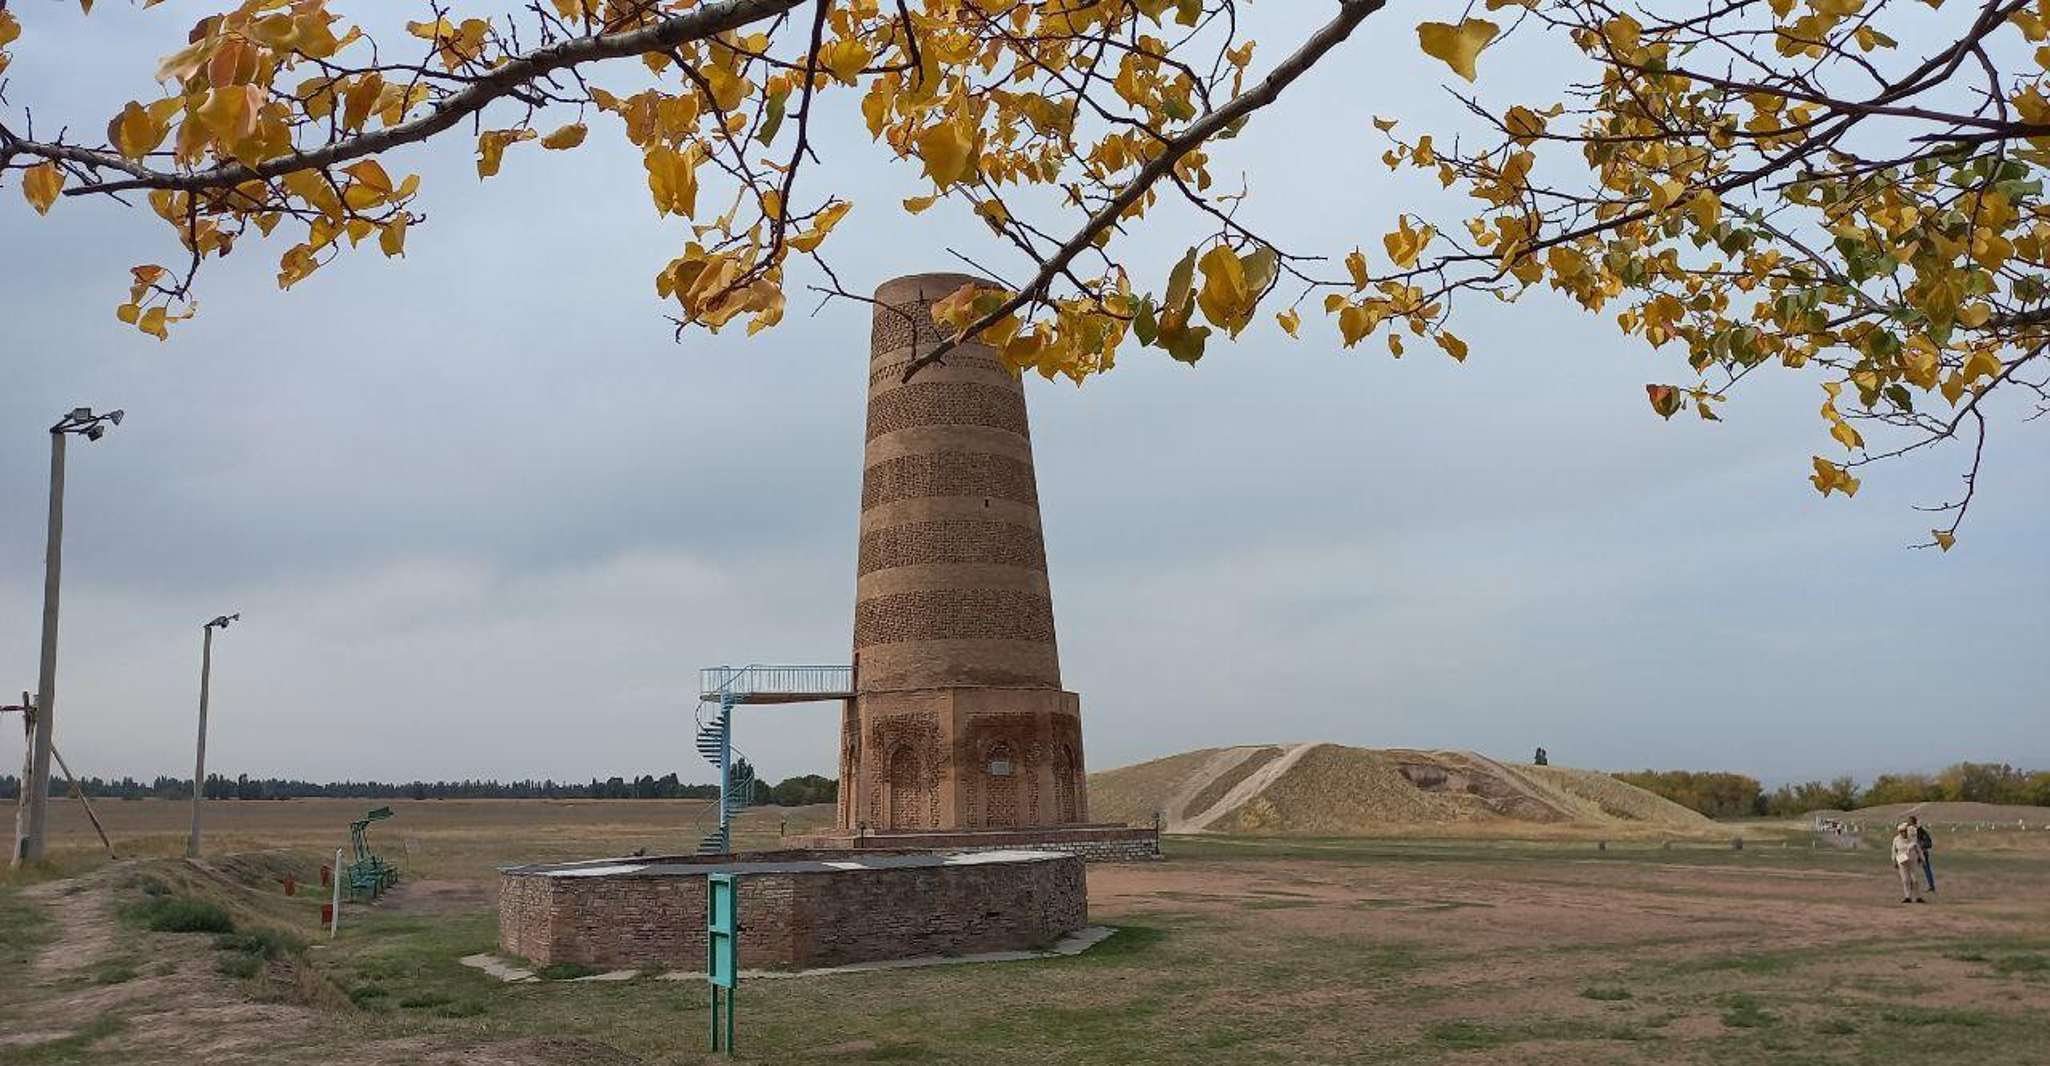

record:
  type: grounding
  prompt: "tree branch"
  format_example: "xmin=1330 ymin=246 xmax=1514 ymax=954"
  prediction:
xmin=897 ymin=0 xmax=1385 ymax=381
xmin=10 ymin=0 xmax=806 ymax=197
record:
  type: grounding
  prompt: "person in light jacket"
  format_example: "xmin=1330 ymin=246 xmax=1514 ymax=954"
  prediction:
xmin=1892 ymin=823 xmax=1927 ymax=903
xmin=1907 ymin=814 xmax=1936 ymax=893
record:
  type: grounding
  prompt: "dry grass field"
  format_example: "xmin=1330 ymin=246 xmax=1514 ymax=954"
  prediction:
xmin=4 ymin=799 xmax=2049 ymax=1065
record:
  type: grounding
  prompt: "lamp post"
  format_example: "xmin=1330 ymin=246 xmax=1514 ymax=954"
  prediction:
xmin=17 ymin=407 xmax=122 ymax=868
xmin=188 ymin=613 xmax=239 ymax=858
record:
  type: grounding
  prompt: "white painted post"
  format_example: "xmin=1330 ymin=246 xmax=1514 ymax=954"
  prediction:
xmin=330 ymin=847 xmax=343 ymax=939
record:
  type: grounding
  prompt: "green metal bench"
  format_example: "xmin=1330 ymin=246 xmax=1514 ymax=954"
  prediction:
xmin=346 ymin=806 xmax=400 ymax=901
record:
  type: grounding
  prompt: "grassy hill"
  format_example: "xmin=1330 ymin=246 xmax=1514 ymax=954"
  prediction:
xmin=1089 ymin=743 xmax=1717 ymax=837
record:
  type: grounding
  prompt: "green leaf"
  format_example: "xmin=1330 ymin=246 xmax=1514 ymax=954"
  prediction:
xmin=1133 ymin=296 xmax=1159 ymax=346
xmin=1243 ymin=244 xmax=1279 ymax=296
xmin=1164 ymin=247 xmax=1197 ymax=313
xmin=757 ymin=89 xmax=788 ymax=145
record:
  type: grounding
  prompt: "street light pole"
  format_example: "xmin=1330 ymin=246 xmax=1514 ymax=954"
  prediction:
xmin=188 ymin=613 xmax=239 ymax=858
xmin=17 ymin=407 xmax=122 ymax=868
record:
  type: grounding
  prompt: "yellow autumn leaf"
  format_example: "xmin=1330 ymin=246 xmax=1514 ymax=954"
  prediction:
xmin=789 ymin=200 xmax=852 ymax=253
xmin=138 ymin=305 xmax=169 ymax=340
xmin=1277 ymin=308 xmax=1301 ymax=337
xmin=22 ymin=163 xmax=62 ymax=215
xmin=195 ymin=85 xmax=255 ymax=142
xmin=540 ymin=123 xmax=588 ymax=150
xmin=819 ymin=37 xmax=871 ymax=85
xmin=1809 ymin=456 xmax=1861 ymax=497
xmin=1194 ymin=244 xmax=1254 ymax=335
xmin=1345 ymin=249 xmax=1369 ymax=290
xmin=107 ymin=101 xmax=168 ymax=160
xmin=477 ymin=128 xmax=536 ymax=179
xmin=1382 ymin=215 xmax=1434 ymax=267
xmin=1416 ymin=19 xmax=1499 ymax=83
xmin=917 ymin=116 xmax=977 ymax=187
xmin=379 ymin=216 xmax=408 ymax=257
xmin=344 ymin=159 xmax=393 ymax=194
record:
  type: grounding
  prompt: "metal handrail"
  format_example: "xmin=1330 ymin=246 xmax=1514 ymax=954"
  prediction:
xmin=698 ymin=664 xmax=853 ymax=700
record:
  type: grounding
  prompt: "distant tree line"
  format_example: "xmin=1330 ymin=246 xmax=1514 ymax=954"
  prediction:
xmin=1614 ymin=763 xmax=2050 ymax=820
xmin=0 ymin=765 xmax=836 ymax=808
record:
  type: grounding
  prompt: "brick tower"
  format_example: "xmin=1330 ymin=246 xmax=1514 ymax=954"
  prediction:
xmin=838 ymin=273 xmax=1088 ymax=832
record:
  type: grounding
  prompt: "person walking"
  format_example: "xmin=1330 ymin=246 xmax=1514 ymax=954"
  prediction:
xmin=1892 ymin=823 xmax=1927 ymax=904
xmin=1907 ymin=814 xmax=1936 ymax=893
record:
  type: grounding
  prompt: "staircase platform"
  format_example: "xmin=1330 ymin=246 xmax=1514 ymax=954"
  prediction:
xmin=699 ymin=665 xmax=853 ymax=704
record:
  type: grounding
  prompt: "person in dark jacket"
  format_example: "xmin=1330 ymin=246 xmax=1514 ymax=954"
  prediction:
xmin=1907 ymin=814 xmax=1936 ymax=893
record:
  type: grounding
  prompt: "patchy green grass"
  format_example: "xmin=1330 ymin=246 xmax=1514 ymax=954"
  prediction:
xmin=1883 ymin=1005 xmax=1994 ymax=1028
xmin=90 ymin=957 xmax=140 ymax=985
xmin=3 ymin=1015 xmax=126 ymax=1065
xmin=1992 ymin=953 xmax=2050 ymax=976
xmin=214 ymin=927 xmax=305 ymax=959
xmin=215 ymin=953 xmax=262 ymax=979
xmin=123 ymin=895 xmax=235 ymax=934
xmin=0 ymin=886 xmax=53 ymax=974
xmin=534 ymin=961 xmax=600 ymax=981
xmin=1719 ymin=992 xmax=1780 ymax=1029
xmin=1582 ymin=984 xmax=1635 ymax=1001
xmin=1424 ymin=1020 xmax=1511 ymax=1050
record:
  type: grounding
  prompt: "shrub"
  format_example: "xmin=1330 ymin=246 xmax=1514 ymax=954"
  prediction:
xmin=213 ymin=928 xmax=304 ymax=960
xmin=91 ymin=960 xmax=139 ymax=985
xmin=215 ymin=954 xmax=262 ymax=979
xmin=1719 ymin=993 xmax=1778 ymax=1029
xmin=128 ymin=897 xmax=235 ymax=935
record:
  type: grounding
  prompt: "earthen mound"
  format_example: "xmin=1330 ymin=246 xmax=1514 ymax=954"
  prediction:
xmin=1089 ymin=743 xmax=1717 ymax=836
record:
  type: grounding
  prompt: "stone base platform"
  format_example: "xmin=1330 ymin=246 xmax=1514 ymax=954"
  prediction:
xmin=790 ymin=824 xmax=1162 ymax=863
xmin=498 ymin=848 xmax=1084 ymax=971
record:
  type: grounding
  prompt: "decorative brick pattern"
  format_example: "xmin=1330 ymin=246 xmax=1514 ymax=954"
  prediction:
xmin=860 ymin=451 xmax=1039 ymax=510
xmin=1054 ymin=744 xmax=1079 ymax=822
xmin=853 ymin=589 xmax=1055 ymax=648
xmin=865 ymin=713 xmax=944 ymax=829
xmin=498 ymin=850 xmax=1088 ymax=970
xmin=980 ymin=741 xmax=1021 ymax=826
xmin=870 ymin=296 xmax=963 ymax=355
xmin=865 ymin=382 xmax=1028 ymax=441
xmin=869 ymin=354 xmax=1008 ymax=385
xmin=858 ymin=519 xmax=1047 ymax=576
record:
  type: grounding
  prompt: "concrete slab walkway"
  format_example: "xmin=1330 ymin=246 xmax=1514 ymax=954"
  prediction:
xmin=459 ymin=925 xmax=1119 ymax=984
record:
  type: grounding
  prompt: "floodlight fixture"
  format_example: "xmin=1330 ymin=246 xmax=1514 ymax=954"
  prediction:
xmin=52 ymin=406 xmax=124 ymax=439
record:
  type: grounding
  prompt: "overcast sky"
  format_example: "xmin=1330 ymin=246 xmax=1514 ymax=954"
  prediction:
xmin=2 ymin=3 xmax=2043 ymax=790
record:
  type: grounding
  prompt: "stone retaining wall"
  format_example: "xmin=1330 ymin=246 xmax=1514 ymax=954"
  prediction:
xmin=498 ymin=849 xmax=1085 ymax=971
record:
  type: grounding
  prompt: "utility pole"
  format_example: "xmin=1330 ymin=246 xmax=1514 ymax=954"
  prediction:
xmin=4 ymin=695 xmax=115 ymax=859
xmin=188 ymin=614 xmax=239 ymax=858
xmin=19 ymin=407 xmax=122 ymax=868
xmin=8 ymin=692 xmax=32 ymax=864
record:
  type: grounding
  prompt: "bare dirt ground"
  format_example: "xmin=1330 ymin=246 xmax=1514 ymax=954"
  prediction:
xmin=4 ymin=803 xmax=2047 ymax=1064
